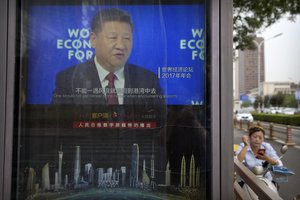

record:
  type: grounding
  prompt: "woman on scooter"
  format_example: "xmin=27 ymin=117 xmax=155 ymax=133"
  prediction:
xmin=236 ymin=125 xmax=283 ymax=181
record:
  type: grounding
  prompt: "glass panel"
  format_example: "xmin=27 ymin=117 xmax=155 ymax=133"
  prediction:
xmin=13 ymin=0 xmax=210 ymax=199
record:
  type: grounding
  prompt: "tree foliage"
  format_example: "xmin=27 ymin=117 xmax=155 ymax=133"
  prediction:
xmin=270 ymin=92 xmax=285 ymax=107
xmin=264 ymin=95 xmax=271 ymax=108
xmin=241 ymin=100 xmax=251 ymax=108
xmin=253 ymin=96 xmax=263 ymax=109
xmin=253 ymin=92 xmax=298 ymax=108
xmin=283 ymin=94 xmax=298 ymax=108
xmin=233 ymin=0 xmax=300 ymax=50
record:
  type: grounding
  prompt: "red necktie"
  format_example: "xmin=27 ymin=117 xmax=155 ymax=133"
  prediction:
xmin=106 ymin=72 xmax=119 ymax=105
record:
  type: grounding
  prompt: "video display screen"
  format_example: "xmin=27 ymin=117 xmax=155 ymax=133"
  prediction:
xmin=14 ymin=1 xmax=210 ymax=200
xmin=26 ymin=3 xmax=205 ymax=105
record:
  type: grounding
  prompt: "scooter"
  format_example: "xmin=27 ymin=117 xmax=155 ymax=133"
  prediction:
xmin=242 ymin=145 xmax=295 ymax=200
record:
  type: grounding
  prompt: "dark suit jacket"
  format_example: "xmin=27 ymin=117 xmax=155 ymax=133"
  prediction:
xmin=52 ymin=58 xmax=165 ymax=105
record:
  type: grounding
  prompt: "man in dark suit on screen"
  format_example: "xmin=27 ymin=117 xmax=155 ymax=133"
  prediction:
xmin=52 ymin=8 xmax=164 ymax=106
xmin=51 ymin=9 xmax=166 ymax=172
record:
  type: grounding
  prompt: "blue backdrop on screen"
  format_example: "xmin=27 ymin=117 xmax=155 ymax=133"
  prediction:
xmin=27 ymin=5 xmax=205 ymax=105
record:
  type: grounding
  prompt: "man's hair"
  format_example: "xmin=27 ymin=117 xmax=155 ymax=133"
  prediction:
xmin=248 ymin=125 xmax=265 ymax=136
xmin=91 ymin=8 xmax=133 ymax=33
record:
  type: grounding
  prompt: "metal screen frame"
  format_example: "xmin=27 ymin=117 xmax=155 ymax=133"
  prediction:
xmin=0 ymin=0 xmax=233 ymax=199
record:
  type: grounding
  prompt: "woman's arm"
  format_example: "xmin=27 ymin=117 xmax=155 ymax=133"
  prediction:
xmin=237 ymin=144 xmax=249 ymax=162
xmin=237 ymin=135 xmax=250 ymax=162
xmin=256 ymin=153 xmax=279 ymax=165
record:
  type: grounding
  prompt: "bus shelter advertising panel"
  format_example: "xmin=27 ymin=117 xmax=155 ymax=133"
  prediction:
xmin=13 ymin=1 xmax=210 ymax=199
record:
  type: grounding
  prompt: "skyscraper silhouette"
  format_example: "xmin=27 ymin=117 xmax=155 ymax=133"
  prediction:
xmin=142 ymin=160 xmax=150 ymax=186
xmin=58 ymin=145 xmax=63 ymax=187
xmin=130 ymin=144 xmax=139 ymax=187
xmin=121 ymin=166 xmax=126 ymax=186
xmin=74 ymin=146 xmax=81 ymax=185
xmin=189 ymin=154 xmax=195 ymax=187
xmin=151 ymin=142 xmax=155 ymax=179
xmin=42 ymin=163 xmax=50 ymax=191
xmin=165 ymin=161 xmax=171 ymax=186
xmin=180 ymin=155 xmax=186 ymax=187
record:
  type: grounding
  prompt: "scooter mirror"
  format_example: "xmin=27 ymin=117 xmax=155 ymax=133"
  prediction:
xmin=280 ymin=144 xmax=288 ymax=154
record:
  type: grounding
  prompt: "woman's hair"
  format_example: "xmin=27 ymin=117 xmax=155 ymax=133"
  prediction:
xmin=248 ymin=125 xmax=265 ymax=136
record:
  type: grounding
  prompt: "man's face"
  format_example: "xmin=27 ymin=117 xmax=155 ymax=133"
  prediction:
xmin=90 ymin=21 xmax=132 ymax=72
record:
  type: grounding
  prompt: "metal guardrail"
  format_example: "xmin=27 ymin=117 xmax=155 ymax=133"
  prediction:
xmin=233 ymin=120 xmax=297 ymax=146
xmin=234 ymin=158 xmax=283 ymax=200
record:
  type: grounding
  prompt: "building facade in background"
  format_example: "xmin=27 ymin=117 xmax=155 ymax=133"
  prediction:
xmin=238 ymin=37 xmax=265 ymax=95
xmin=263 ymin=82 xmax=295 ymax=96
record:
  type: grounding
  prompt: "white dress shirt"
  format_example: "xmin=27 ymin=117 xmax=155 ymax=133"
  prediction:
xmin=94 ymin=57 xmax=125 ymax=104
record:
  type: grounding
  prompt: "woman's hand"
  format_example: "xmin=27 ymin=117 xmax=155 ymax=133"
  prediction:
xmin=256 ymin=153 xmax=267 ymax=160
xmin=256 ymin=153 xmax=279 ymax=165
xmin=242 ymin=135 xmax=249 ymax=146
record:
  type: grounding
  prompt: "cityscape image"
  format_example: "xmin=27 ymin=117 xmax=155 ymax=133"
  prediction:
xmin=14 ymin=100 xmax=208 ymax=200
xmin=22 ymin=141 xmax=205 ymax=200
